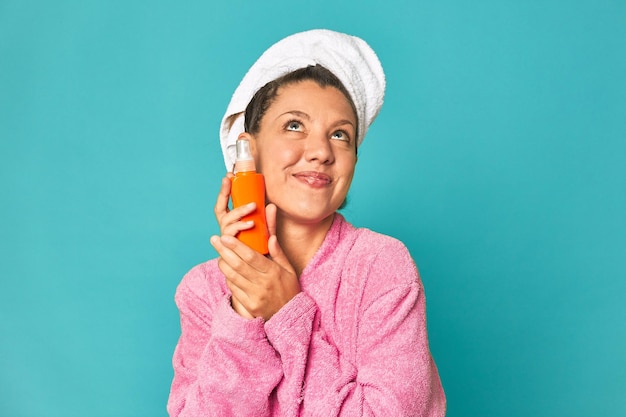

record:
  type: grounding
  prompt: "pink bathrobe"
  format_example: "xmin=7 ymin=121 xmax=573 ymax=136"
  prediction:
xmin=168 ymin=213 xmax=446 ymax=416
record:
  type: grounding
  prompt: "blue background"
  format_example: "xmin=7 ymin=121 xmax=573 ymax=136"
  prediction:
xmin=1 ymin=1 xmax=624 ymax=416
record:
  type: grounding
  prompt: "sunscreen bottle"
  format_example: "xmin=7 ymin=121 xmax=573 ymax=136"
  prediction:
xmin=230 ymin=139 xmax=269 ymax=254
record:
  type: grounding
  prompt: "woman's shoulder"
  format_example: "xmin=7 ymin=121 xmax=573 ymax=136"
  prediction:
xmin=331 ymin=217 xmax=423 ymax=313
xmin=352 ymin=225 xmax=408 ymax=254
xmin=174 ymin=258 xmax=227 ymax=309
xmin=338 ymin=215 xmax=410 ymax=257
xmin=338 ymin=216 xmax=420 ymax=287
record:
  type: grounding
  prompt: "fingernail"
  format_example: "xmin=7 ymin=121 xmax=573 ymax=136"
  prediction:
xmin=210 ymin=236 xmax=219 ymax=246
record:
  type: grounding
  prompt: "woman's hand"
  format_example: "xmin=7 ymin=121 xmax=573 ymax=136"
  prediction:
xmin=213 ymin=174 xmax=257 ymax=319
xmin=210 ymin=203 xmax=301 ymax=321
xmin=213 ymin=175 xmax=258 ymax=238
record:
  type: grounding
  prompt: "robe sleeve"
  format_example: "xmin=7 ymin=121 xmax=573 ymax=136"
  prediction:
xmin=167 ymin=267 xmax=284 ymax=417
xmin=264 ymin=241 xmax=446 ymax=416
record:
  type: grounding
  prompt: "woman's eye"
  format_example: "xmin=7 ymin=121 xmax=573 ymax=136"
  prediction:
xmin=286 ymin=120 xmax=302 ymax=131
xmin=331 ymin=130 xmax=349 ymax=141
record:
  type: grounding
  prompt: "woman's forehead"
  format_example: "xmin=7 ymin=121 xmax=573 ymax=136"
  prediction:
xmin=268 ymin=81 xmax=357 ymax=120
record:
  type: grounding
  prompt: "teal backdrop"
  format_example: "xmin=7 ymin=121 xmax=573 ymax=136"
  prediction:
xmin=1 ymin=1 xmax=624 ymax=416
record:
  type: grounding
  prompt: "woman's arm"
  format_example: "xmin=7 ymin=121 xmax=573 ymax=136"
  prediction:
xmin=168 ymin=176 xmax=288 ymax=416
xmin=264 ymin=243 xmax=446 ymax=417
xmin=167 ymin=268 xmax=284 ymax=417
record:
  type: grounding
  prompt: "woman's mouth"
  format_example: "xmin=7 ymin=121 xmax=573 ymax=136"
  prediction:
xmin=293 ymin=171 xmax=332 ymax=188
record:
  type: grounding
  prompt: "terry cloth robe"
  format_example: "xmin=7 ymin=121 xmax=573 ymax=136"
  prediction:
xmin=167 ymin=213 xmax=446 ymax=416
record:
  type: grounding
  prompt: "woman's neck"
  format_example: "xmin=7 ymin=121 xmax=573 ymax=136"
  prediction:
xmin=276 ymin=212 xmax=335 ymax=277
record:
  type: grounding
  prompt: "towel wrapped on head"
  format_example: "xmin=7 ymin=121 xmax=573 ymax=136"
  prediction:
xmin=219 ymin=29 xmax=386 ymax=170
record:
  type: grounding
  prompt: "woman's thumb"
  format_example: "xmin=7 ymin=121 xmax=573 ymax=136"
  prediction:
xmin=268 ymin=235 xmax=293 ymax=272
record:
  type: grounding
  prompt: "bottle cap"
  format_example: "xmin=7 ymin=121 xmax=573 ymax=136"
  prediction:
xmin=234 ymin=139 xmax=256 ymax=173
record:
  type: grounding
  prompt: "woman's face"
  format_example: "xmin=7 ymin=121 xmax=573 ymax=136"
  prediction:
xmin=247 ymin=80 xmax=358 ymax=225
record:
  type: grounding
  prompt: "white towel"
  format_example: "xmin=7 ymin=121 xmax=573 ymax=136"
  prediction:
xmin=219 ymin=29 xmax=386 ymax=170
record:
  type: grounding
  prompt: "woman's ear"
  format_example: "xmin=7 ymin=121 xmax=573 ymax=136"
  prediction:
xmin=237 ymin=132 xmax=253 ymax=141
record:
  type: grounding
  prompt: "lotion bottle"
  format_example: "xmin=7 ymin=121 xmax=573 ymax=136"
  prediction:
xmin=230 ymin=139 xmax=269 ymax=254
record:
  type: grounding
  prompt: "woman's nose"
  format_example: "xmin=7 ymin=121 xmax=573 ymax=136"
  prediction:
xmin=303 ymin=131 xmax=334 ymax=164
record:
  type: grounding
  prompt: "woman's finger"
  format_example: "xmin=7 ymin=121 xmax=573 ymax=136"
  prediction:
xmin=211 ymin=235 xmax=257 ymax=281
xmin=267 ymin=234 xmax=295 ymax=274
xmin=218 ymin=255 xmax=252 ymax=292
xmin=265 ymin=203 xmax=277 ymax=238
xmin=219 ymin=234 xmax=271 ymax=274
xmin=218 ymin=254 xmax=268 ymax=316
xmin=222 ymin=220 xmax=254 ymax=237
xmin=228 ymin=289 xmax=254 ymax=319
xmin=219 ymin=202 xmax=258 ymax=236
xmin=219 ymin=259 xmax=257 ymax=319
xmin=220 ymin=203 xmax=256 ymax=235
xmin=213 ymin=177 xmax=232 ymax=220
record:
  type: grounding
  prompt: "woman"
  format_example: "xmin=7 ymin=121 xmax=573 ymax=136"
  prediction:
xmin=168 ymin=29 xmax=446 ymax=416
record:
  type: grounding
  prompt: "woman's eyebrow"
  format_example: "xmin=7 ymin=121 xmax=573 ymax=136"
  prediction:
xmin=332 ymin=119 xmax=355 ymax=128
xmin=278 ymin=110 xmax=310 ymax=120
xmin=278 ymin=111 xmax=354 ymax=126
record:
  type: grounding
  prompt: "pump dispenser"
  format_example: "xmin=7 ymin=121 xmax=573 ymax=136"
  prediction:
xmin=230 ymin=139 xmax=269 ymax=254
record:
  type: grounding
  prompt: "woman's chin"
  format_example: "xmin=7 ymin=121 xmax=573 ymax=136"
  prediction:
xmin=277 ymin=205 xmax=337 ymax=226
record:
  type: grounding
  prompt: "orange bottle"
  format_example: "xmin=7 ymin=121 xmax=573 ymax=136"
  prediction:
xmin=230 ymin=139 xmax=269 ymax=254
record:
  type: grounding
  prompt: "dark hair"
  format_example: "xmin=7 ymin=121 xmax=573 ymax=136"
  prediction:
xmin=244 ymin=65 xmax=358 ymax=142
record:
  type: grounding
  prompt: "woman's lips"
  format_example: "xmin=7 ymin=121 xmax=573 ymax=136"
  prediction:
xmin=293 ymin=171 xmax=332 ymax=188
